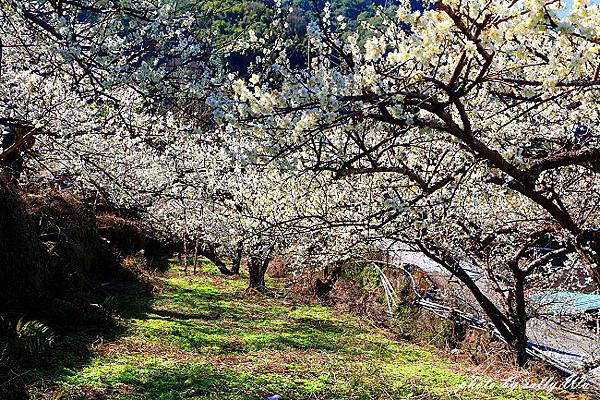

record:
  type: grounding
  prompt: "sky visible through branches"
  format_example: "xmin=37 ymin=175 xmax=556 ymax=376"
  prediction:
xmin=562 ymin=0 xmax=600 ymax=16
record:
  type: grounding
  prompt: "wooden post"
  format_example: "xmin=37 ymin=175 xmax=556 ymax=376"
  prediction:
xmin=183 ymin=234 xmax=188 ymax=275
xmin=193 ymin=238 xmax=200 ymax=274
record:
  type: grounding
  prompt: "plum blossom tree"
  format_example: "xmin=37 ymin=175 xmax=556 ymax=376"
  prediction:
xmin=1 ymin=0 xmax=242 ymax=254
xmin=4 ymin=0 xmax=600 ymax=365
xmin=221 ymin=0 xmax=600 ymax=363
xmin=1 ymin=0 xmax=225 ymax=182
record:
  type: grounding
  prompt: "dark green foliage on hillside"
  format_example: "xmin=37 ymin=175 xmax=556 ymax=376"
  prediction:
xmin=196 ymin=0 xmax=409 ymax=72
xmin=200 ymin=0 xmax=388 ymax=39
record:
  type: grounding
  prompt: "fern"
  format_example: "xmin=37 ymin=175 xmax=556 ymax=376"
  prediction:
xmin=0 ymin=316 xmax=55 ymax=355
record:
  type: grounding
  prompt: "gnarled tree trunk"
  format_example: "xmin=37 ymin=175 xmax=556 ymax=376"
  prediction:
xmin=248 ymin=255 xmax=270 ymax=292
xmin=511 ymin=270 xmax=529 ymax=367
xmin=203 ymin=242 xmax=234 ymax=275
xmin=315 ymin=260 xmax=343 ymax=297
xmin=232 ymin=241 xmax=243 ymax=275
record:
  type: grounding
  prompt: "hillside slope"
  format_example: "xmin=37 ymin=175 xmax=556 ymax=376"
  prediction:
xmin=28 ymin=265 xmax=559 ymax=400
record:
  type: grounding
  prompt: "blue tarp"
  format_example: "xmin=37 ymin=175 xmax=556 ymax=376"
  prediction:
xmin=527 ymin=291 xmax=600 ymax=316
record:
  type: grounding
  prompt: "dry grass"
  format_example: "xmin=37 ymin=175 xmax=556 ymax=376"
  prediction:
xmin=121 ymin=254 xmax=160 ymax=284
xmin=267 ymin=256 xmax=290 ymax=278
xmin=285 ymin=265 xmax=574 ymax=394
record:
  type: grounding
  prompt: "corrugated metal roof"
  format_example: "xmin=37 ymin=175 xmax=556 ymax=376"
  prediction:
xmin=527 ymin=291 xmax=600 ymax=315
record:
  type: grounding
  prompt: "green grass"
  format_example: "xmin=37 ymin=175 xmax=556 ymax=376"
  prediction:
xmin=27 ymin=264 xmax=558 ymax=400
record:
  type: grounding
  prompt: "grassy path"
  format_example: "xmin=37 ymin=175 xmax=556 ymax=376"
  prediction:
xmin=28 ymin=266 xmax=558 ymax=399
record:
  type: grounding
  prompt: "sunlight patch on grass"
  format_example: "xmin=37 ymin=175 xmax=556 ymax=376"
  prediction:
xmin=29 ymin=271 xmax=560 ymax=400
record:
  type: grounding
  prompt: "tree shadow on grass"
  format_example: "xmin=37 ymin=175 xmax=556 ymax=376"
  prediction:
xmin=26 ymin=272 xmax=242 ymax=390
xmin=142 ymin=279 xmax=372 ymax=355
xmin=52 ymin=357 xmax=427 ymax=400
xmin=26 ymin=272 xmax=390 ymax=399
xmin=25 ymin=278 xmax=156 ymax=387
xmin=54 ymin=359 xmax=325 ymax=400
xmin=147 ymin=308 xmax=224 ymax=321
xmin=135 ymin=304 xmax=367 ymax=355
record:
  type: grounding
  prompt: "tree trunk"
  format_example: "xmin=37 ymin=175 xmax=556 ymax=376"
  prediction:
xmin=0 ymin=126 xmax=25 ymax=182
xmin=512 ymin=271 xmax=529 ymax=366
xmin=248 ymin=255 xmax=270 ymax=291
xmin=315 ymin=260 xmax=343 ymax=297
xmin=418 ymin=242 xmax=517 ymax=344
xmin=182 ymin=236 xmax=188 ymax=275
xmin=419 ymin=241 xmax=535 ymax=364
xmin=232 ymin=241 xmax=243 ymax=275
xmin=203 ymin=242 xmax=234 ymax=275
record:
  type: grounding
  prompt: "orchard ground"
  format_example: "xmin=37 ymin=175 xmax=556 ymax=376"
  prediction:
xmin=26 ymin=262 xmax=572 ymax=400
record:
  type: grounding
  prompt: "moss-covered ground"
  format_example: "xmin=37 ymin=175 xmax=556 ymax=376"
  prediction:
xmin=26 ymin=263 xmax=560 ymax=400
